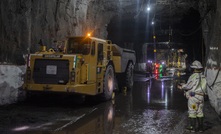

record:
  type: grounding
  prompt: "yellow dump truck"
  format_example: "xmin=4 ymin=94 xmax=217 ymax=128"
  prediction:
xmin=23 ymin=36 xmax=136 ymax=101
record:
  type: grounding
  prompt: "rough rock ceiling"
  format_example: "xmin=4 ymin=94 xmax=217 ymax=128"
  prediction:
xmin=107 ymin=0 xmax=201 ymax=42
xmin=110 ymin=0 xmax=198 ymax=22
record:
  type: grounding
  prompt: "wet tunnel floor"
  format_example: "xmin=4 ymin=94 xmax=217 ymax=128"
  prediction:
xmin=112 ymin=78 xmax=188 ymax=134
xmin=0 ymin=74 xmax=221 ymax=134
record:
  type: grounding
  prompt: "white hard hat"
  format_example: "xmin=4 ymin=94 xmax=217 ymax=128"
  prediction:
xmin=190 ymin=60 xmax=203 ymax=69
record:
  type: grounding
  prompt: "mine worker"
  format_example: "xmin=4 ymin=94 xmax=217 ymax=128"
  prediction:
xmin=177 ymin=60 xmax=207 ymax=133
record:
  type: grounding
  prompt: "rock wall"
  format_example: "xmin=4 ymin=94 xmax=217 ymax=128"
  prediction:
xmin=0 ymin=65 xmax=26 ymax=105
xmin=0 ymin=0 xmax=119 ymax=64
xmin=200 ymin=0 xmax=221 ymax=115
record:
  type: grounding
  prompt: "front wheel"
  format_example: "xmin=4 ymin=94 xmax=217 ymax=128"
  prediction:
xmin=101 ymin=64 xmax=115 ymax=101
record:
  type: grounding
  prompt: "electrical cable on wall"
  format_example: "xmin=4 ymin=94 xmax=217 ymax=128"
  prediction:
xmin=205 ymin=67 xmax=220 ymax=91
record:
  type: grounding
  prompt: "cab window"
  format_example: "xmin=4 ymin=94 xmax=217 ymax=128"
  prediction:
xmin=98 ymin=43 xmax=103 ymax=61
xmin=67 ymin=38 xmax=91 ymax=55
xmin=91 ymin=41 xmax=95 ymax=55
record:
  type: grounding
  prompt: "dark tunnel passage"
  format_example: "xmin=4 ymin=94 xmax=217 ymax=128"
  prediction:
xmin=107 ymin=8 xmax=205 ymax=64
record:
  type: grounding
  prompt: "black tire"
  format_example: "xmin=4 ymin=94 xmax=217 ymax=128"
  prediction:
xmin=22 ymin=91 xmax=37 ymax=102
xmin=116 ymin=73 xmax=124 ymax=92
xmin=17 ymin=88 xmax=27 ymax=102
xmin=125 ymin=62 xmax=134 ymax=90
xmin=101 ymin=64 xmax=115 ymax=101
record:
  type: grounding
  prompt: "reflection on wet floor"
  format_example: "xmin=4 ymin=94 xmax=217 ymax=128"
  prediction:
xmin=133 ymin=79 xmax=187 ymax=110
xmin=6 ymin=101 xmax=116 ymax=134
xmin=12 ymin=79 xmax=187 ymax=134
xmin=58 ymin=101 xmax=115 ymax=134
xmin=112 ymin=78 xmax=187 ymax=134
xmin=1 ymin=75 xmax=220 ymax=134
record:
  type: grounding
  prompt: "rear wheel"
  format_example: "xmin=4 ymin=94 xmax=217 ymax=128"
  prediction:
xmin=117 ymin=62 xmax=134 ymax=91
xmin=101 ymin=64 xmax=115 ymax=101
xmin=125 ymin=62 xmax=134 ymax=90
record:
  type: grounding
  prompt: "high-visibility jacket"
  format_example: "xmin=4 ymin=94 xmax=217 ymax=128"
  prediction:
xmin=182 ymin=72 xmax=207 ymax=118
xmin=182 ymin=72 xmax=207 ymax=98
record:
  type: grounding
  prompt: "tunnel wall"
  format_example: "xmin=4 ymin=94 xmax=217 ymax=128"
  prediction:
xmin=0 ymin=0 xmax=116 ymax=64
xmin=0 ymin=65 xmax=25 ymax=105
xmin=200 ymin=0 xmax=221 ymax=115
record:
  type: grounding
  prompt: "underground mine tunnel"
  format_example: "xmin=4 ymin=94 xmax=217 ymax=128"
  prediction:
xmin=0 ymin=0 xmax=221 ymax=133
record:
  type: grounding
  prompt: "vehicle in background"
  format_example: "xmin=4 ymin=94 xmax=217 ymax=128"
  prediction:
xmin=166 ymin=48 xmax=187 ymax=77
xmin=143 ymin=42 xmax=187 ymax=78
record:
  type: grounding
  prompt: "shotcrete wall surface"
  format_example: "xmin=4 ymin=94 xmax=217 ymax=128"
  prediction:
xmin=0 ymin=0 xmax=116 ymax=63
xmin=200 ymin=0 xmax=221 ymax=116
xmin=206 ymin=61 xmax=221 ymax=115
xmin=0 ymin=65 xmax=25 ymax=105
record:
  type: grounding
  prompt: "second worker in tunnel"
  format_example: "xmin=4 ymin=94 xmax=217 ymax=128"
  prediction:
xmin=177 ymin=60 xmax=207 ymax=133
